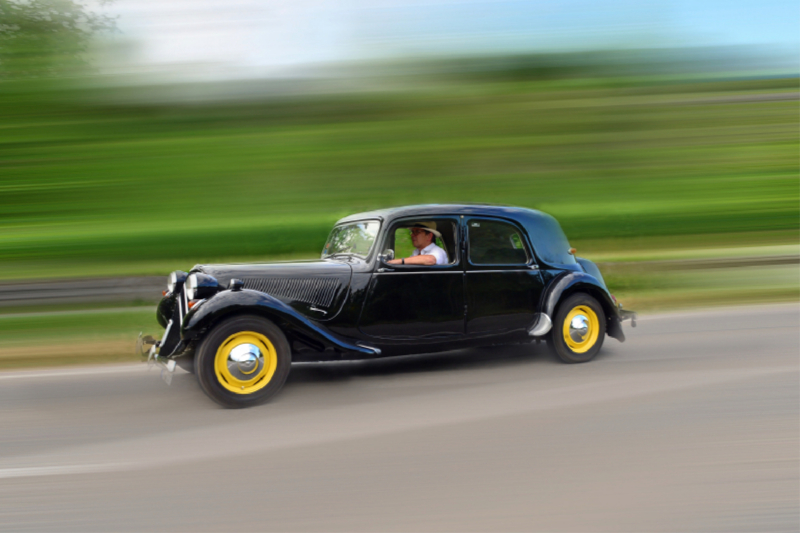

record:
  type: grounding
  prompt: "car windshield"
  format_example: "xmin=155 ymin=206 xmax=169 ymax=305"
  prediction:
xmin=321 ymin=220 xmax=381 ymax=259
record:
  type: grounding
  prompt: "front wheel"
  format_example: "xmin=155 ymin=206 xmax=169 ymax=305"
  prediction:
xmin=195 ymin=315 xmax=291 ymax=408
xmin=546 ymin=293 xmax=606 ymax=363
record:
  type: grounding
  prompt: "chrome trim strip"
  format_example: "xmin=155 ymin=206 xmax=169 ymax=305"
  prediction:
xmin=151 ymin=319 xmax=173 ymax=361
xmin=181 ymin=287 xmax=189 ymax=321
xmin=161 ymin=319 xmax=173 ymax=349
xmin=374 ymin=270 xmax=463 ymax=275
xmin=467 ymin=269 xmax=536 ymax=273
xmin=356 ymin=343 xmax=381 ymax=355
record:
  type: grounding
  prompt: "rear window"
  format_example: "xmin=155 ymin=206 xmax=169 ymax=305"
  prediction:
xmin=530 ymin=215 xmax=577 ymax=266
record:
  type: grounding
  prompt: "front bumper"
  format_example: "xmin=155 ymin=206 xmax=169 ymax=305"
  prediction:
xmin=136 ymin=329 xmax=178 ymax=372
xmin=137 ymin=286 xmax=192 ymax=382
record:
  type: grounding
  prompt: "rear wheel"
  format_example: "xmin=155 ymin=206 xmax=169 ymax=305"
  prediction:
xmin=547 ymin=293 xmax=606 ymax=363
xmin=195 ymin=315 xmax=291 ymax=408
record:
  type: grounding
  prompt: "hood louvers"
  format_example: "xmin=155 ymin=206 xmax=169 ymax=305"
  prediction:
xmin=242 ymin=278 xmax=340 ymax=308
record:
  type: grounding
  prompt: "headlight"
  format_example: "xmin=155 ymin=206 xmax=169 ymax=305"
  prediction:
xmin=168 ymin=272 xmax=177 ymax=292
xmin=185 ymin=273 xmax=197 ymax=300
xmin=185 ymin=272 xmax=220 ymax=300
xmin=167 ymin=270 xmax=188 ymax=293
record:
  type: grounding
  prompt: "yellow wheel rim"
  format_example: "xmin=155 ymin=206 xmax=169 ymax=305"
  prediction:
xmin=562 ymin=305 xmax=600 ymax=354
xmin=214 ymin=331 xmax=278 ymax=395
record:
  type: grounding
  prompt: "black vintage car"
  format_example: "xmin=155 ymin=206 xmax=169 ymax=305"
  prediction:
xmin=140 ymin=204 xmax=636 ymax=408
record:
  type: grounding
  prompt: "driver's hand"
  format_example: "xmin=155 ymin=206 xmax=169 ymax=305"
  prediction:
xmin=387 ymin=259 xmax=401 ymax=265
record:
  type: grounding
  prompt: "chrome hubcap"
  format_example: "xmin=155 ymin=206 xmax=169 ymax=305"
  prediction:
xmin=227 ymin=343 xmax=263 ymax=380
xmin=568 ymin=314 xmax=590 ymax=343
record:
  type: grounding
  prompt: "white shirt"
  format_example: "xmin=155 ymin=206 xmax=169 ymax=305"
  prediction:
xmin=412 ymin=242 xmax=448 ymax=265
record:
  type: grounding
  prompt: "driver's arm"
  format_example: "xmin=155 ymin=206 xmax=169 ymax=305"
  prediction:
xmin=387 ymin=254 xmax=436 ymax=266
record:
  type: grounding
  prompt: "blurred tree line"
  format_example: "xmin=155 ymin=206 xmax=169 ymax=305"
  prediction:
xmin=0 ymin=0 xmax=114 ymax=113
xmin=0 ymin=0 xmax=113 ymax=79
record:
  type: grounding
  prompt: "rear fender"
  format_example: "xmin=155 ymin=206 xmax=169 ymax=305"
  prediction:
xmin=181 ymin=289 xmax=379 ymax=357
xmin=541 ymin=271 xmax=624 ymax=342
xmin=575 ymin=256 xmax=608 ymax=290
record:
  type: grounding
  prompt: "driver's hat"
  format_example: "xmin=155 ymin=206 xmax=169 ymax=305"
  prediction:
xmin=410 ymin=221 xmax=442 ymax=239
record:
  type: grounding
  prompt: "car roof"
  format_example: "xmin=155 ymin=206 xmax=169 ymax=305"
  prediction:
xmin=336 ymin=204 xmax=578 ymax=267
xmin=337 ymin=204 xmax=543 ymax=225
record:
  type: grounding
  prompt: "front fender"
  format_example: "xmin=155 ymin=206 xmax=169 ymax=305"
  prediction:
xmin=539 ymin=271 xmax=625 ymax=342
xmin=181 ymin=289 xmax=379 ymax=357
xmin=156 ymin=293 xmax=176 ymax=328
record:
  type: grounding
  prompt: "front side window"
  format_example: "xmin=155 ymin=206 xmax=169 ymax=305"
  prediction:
xmin=322 ymin=220 xmax=381 ymax=259
xmin=389 ymin=219 xmax=457 ymax=265
xmin=468 ymin=219 xmax=529 ymax=265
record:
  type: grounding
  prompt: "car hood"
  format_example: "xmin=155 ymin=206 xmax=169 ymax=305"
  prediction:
xmin=192 ymin=259 xmax=353 ymax=320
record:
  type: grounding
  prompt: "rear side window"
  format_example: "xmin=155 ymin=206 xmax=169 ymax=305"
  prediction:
xmin=468 ymin=219 xmax=529 ymax=265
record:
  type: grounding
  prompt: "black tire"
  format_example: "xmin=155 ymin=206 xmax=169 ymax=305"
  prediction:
xmin=546 ymin=292 xmax=606 ymax=364
xmin=195 ymin=315 xmax=291 ymax=408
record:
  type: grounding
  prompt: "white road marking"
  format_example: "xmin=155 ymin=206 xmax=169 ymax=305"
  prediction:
xmin=0 ymin=463 xmax=130 ymax=479
xmin=0 ymin=364 xmax=147 ymax=381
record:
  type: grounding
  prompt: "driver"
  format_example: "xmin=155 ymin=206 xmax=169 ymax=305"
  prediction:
xmin=388 ymin=222 xmax=448 ymax=266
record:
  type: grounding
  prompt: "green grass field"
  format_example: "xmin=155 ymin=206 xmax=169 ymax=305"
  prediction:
xmin=0 ymin=68 xmax=797 ymax=369
xmin=1 ymin=74 xmax=797 ymax=280
xmin=0 ymin=307 xmax=154 ymax=368
xmin=0 ymin=307 xmax=154 ymax=344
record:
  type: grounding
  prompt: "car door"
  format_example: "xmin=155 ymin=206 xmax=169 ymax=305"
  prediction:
xmin=358 ymin=217 xmax=465 ymax=340
xmin=465 ymin=217 xmax=544 ymax=335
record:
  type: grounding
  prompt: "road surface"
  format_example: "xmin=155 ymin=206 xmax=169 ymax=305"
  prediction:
xmin=0 ymin=304 xmax=797 ymax=531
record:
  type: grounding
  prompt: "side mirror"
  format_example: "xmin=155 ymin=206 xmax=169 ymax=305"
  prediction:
xmin=378 ymin=249 xmax=395 ymax=263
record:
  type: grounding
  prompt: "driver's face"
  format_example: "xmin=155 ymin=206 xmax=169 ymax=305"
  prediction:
xmin=410 ymin=228 xmax=433 ymax=249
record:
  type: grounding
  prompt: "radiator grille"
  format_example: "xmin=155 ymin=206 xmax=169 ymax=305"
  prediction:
xmin=242 ymin=277 xmax=340 ymax=308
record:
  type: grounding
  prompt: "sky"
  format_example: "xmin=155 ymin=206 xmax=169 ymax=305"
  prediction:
xmin=102 ymin=0 xmax=800 ymax=80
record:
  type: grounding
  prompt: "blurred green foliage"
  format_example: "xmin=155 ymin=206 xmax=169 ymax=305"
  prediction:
xmin=0 ymin=307 xmax=152 ymax=343
xmin=0 ymin=0 xmax=114 ymax=80
xmin=0 ymin=67 xmax=797 ymax=279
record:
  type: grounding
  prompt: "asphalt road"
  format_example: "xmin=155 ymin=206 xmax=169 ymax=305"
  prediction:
xmin=0 ymin=304 xmax=797 ymax=532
